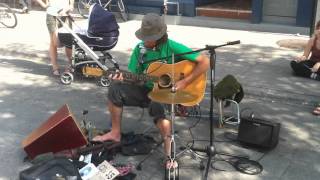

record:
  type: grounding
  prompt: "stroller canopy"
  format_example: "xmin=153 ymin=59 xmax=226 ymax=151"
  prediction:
xmin=58 ymin=4 xmax=120 ymax=51
xmin=87 ymin=4 xmax=119 ymax=37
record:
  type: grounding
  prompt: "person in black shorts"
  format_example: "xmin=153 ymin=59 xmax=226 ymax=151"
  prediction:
xmin=290 ymin=20 xmax=320 ymax=80
xmin=92 ymin=13 xmax=210 ymax=168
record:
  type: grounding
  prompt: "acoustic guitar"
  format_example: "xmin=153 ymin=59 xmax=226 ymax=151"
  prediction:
xmin=105 ymin=60 xmax=207 ymax=106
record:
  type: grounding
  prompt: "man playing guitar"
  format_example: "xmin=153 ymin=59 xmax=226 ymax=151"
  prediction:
xmin=93 ymin=13 xmax=210 ymax=169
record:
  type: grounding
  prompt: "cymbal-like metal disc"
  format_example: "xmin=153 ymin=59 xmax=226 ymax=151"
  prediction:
xmin=148 ymin=89 xmax=197 ymax=104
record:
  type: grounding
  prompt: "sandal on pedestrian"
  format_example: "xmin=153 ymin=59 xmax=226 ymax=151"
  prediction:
xmin=164 ymin=159 xmax=179 ymax=180
xmin=52 ymin=68 xmax=60 ymax=76
xmin=312 ymin=107 xmax=320 ymax=116
xmin=165 ymin=159 xmax=178 ymax=169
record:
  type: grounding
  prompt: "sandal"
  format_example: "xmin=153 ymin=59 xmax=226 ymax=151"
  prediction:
xmin=52 ymin=69 xmax=60 ymax=76
xmin=312 ymin=107 xmax=320 ymax=116
xmin=165 ymin=159 xmax=178 ymax=169
xmin=164 ymin=159 xmax=179 ymax=180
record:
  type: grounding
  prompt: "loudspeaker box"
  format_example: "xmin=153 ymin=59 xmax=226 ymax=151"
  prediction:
xmin=238 ymin=117 xmax=281 ymax=150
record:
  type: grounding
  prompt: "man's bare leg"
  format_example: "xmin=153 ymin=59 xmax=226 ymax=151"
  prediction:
xmin=92 ymin=101 xmax=122 ymax=142
xmin=157 ymin=119 xmax=178 ymax=168
xmin=156 ymin=119 xmax=172 ymax=156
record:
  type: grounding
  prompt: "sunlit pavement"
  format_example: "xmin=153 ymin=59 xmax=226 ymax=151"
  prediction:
xmin=0 ymin=10 xmax=319 ymax=179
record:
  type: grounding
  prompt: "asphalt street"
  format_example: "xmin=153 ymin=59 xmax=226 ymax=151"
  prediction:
xmin=0 ymin=10 xmax=319 ymax=180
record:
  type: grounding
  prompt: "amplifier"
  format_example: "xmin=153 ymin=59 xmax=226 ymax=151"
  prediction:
xmin=238 ymin=117 xmax=281 ymax=150
xmin=22 ymin=104 xmax=88 ymax=159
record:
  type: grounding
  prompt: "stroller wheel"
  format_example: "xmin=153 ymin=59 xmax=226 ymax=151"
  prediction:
xmin=99 ymin=76 xmax=111 ymax=87
xmin=60 ymin=72 xmax=74 ymax=85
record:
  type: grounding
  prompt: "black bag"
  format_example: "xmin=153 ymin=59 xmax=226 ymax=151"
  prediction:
xmin=19 ymin=157 xmax=81 ymax=180
xmin=238 ymin=115 xmax=281 ymax=150
xmin=121 ymin=133 xmax=156 ymax=156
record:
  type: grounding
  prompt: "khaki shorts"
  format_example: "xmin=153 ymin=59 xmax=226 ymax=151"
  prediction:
xmin=46 ymin=14 xmax=70 ymax=33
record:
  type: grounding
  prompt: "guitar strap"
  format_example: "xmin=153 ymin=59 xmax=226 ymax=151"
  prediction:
xmin=165 ymin=41 xmax=171 ymax=63
xmin=136 ymin=49 xmax=145 ymax=74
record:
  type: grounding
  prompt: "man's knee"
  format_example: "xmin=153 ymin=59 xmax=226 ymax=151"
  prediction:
xmin=107 ymin=82 xmax=124 ymax=107
xmin=290 ymin=60 xmax=300 ymax=71
xmin=149 ymin=102 xmax=166 ymax=123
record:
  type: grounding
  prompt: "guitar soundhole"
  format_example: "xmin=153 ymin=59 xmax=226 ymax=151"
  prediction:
xmin=158 ymin=74 xmax=172 ymax=88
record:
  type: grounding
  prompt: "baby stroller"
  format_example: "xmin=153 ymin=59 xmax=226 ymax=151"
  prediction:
xmin=58 ymin=3 xmax=120 ymax=87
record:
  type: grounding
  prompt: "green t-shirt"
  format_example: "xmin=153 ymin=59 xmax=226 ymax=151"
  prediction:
xmin=127 ymin=39 xmax=199 ymax=89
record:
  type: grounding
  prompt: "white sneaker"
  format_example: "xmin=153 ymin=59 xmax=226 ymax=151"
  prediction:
xmin=22 ymin=7 xmax=28 ymax=13
xmin=310 ymin=73 xmax=320 ymax=81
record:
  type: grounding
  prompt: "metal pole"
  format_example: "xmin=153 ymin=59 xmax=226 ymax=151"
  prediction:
xmin=310 ymin=0 xmax=319 ymax=36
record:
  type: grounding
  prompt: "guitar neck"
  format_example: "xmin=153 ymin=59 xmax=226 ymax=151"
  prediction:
xmin=105 ymin=69 xmax=158 ymax=82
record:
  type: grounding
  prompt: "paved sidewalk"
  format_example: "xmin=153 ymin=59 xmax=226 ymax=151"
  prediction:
xmin=0 ymin=11 xmax=319 ymax=179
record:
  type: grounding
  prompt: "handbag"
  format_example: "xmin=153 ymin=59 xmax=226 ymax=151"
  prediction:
xmin=237 ymin=112 xmax=281 ymax=150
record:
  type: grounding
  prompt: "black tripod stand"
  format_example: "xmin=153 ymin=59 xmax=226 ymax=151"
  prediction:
xmin=188 ymin=41 xmax=251 ymax=179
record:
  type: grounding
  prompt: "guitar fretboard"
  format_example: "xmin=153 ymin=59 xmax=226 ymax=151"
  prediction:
xmin=105 ymin=69 xmax=158 ymax=82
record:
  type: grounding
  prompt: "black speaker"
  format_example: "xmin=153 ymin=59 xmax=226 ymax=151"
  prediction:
xmin=238 ymin=117 xmax=281 ymax=150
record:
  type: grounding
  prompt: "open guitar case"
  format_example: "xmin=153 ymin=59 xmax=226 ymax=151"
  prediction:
xmin=19 ymin=157 xmax=82 ymax=180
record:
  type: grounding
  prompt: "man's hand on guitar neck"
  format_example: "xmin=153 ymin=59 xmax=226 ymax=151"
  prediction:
xmin=109 ymin=71 xmax=124 ymax=81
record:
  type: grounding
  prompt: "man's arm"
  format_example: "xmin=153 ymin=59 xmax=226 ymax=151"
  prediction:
xmin=174 ymin=53 xmax=210 ymax=90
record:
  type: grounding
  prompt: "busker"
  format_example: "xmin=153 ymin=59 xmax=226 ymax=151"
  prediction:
xmin=92 ymin=13 xmax=210 ymax=169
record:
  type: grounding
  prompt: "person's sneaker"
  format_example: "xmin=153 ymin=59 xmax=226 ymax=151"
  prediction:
xmin=310 ymin=73 xmax=320 ymax=81
xmin=22 ymin=7 xmax=29 ymax=13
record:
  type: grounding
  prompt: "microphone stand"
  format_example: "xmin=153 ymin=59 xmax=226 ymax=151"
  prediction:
xmin=190 ymin=42 xmax=248 ymax=180
xmin=190 ymin=45 xmax=221 ymax=180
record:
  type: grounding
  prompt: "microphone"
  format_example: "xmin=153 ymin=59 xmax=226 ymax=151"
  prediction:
xmin=227 ymin=40 xmax=241 ymax=45
xmin=138 ymin=44 xmax=147 ymax=64
xmin=206 ymin=40 xmax=241 ymax=50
